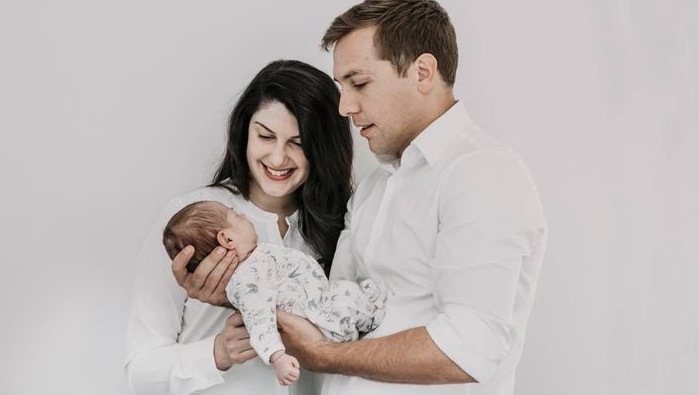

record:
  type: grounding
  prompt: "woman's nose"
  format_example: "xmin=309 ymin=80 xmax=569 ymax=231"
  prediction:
xmin=267 ymin=142 xmax=288 ymax=166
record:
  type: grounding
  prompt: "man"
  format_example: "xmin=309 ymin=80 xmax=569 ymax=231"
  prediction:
xmin=276 ymin=1 xmax=547 ymax=394
xmin=173 ymin=1 xmax=547 ymax=394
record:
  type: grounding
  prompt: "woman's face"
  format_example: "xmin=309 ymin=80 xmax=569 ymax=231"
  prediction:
xmin=246 ymin=100 xmax=309 ymax=207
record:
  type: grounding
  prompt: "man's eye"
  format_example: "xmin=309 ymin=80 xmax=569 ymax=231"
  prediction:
xmin=353 ymin=82 xmax=367 ymax=89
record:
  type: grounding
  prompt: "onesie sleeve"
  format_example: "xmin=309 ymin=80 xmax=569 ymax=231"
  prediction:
xmin=226 ymin=257 xmax=285 ymax=364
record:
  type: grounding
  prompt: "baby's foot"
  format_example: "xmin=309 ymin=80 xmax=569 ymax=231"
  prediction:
xmin=359 ymin=279 xmax=387 ymax=308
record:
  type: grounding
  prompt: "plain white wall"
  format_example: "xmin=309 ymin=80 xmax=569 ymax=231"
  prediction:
xmin=0 ymin=1 xmax=696 ymax=394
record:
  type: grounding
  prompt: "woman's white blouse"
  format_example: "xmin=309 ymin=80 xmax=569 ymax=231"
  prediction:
xmin=125 ymin=186 xmax=319 ymax=395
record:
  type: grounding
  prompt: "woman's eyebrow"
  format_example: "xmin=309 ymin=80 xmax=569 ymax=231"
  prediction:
xmin=252 ymin=121 xmax=276 ymax=134
xmin=253 ymin=121 xmax=301 ymax=140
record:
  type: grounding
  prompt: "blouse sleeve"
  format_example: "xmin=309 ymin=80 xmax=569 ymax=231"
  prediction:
xmin=124 ymin=197 xmax=226 ymax=395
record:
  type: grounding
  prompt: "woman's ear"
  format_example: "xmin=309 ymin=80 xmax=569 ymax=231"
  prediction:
xmin=217 ymin=229 xmax=237 ymax=249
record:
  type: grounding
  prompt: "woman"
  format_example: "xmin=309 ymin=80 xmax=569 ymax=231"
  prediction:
xmin=125 ymin=59 xmax=353 ymax=394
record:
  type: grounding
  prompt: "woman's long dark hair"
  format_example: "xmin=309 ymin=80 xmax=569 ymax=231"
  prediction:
xmin=210 ymin=59 xmax=353 ymax=275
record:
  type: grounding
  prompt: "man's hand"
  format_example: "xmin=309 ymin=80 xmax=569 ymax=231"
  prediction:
xmin=278 ymin=311 xmax=477 ymax=383
xmin=277 ymin=311 xmax=326 ymax=369
xmin=214 ymin=312 xmax=257 ymax=370
xmin=172 ymin=245 xmax=238 ymax=307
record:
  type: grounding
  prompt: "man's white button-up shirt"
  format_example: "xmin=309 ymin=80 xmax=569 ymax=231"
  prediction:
xmin=325 ymin=102 xmax=547 ymax=395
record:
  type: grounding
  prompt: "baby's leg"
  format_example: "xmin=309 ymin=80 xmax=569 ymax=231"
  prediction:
xmin=312 ymin=279 xmax=387 ymax=342
xmin=354 ymin=279 xmax=387 ymax=333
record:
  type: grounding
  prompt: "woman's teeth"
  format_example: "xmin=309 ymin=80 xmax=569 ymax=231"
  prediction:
xmin=267 ymin=167 xmax=290 ymax=176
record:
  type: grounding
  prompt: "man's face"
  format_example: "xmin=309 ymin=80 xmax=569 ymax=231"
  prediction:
xmin=333 ymin=26 xmax=423 ymax=159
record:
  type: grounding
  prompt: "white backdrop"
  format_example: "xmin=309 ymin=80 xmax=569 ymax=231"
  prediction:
xmin=0 ymin=1 xmax=696 ymax=394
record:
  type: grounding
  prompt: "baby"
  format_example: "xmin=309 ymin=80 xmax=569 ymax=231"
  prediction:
xmin=163 ymin=200 xmax=387 ymax=386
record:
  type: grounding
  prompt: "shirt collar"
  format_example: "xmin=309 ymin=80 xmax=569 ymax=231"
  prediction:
xmin=411 ymin=101 xmax=474 ymax=168
xmin=235 ymin=196 xmax=298 ymax=224
xmin=375 ymin=101 xmax=474 ymax=172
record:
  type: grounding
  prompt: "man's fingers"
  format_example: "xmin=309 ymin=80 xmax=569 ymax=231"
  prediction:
xmin=276 ymin=310 xmax=294 ymax=329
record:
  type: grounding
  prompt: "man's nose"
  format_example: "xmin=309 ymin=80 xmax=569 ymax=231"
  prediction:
xmin=338 ymin=90 xmax=359 ymax=117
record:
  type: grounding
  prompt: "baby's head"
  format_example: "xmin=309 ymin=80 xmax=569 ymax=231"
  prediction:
xmin=163 ymin=200 xmax=258 ymax=272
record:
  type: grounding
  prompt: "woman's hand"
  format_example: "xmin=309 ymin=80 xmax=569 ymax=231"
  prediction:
xmin=171 ymin=245 xmax=238 ymax=307
xmin=214 ymin=312 xmax=257 ymax=370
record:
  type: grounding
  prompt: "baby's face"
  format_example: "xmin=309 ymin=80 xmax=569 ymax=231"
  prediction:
xmin=225 ymin=208 xmax=258 ymax=244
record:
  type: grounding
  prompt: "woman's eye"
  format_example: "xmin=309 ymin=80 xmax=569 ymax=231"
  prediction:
xmin=258 ymin=134 xmax=274 ymax=140
xmin=353 ymin=82 xmax=367 ymax=89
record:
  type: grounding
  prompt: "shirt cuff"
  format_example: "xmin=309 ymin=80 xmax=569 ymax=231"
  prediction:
xmin=426 ymin=312 xmax=508 ymax=382
xmin=173 ymin=336 xmax=226 ymax=391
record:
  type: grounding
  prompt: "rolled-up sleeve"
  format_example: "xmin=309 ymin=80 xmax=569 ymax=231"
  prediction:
xmin=426 ymin=152 xmax=546 ymax=382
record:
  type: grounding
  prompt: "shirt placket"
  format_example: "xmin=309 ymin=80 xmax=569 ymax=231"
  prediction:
xmin=362 ymin=172 xmax=399 ymax=275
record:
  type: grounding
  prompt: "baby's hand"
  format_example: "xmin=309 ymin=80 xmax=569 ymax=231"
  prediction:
xmin=271 ymin=351 xmax=300 ymax=386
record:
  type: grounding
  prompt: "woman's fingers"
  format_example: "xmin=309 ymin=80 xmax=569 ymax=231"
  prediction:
xmin=171 ymin=245 xmax=195 ymax=287
xmin=171 ymin=246 xmax=236 ymax=306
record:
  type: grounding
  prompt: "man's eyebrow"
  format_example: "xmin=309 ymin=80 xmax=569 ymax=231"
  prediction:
xmin=336 ymin=70 xmax=363 ymax=83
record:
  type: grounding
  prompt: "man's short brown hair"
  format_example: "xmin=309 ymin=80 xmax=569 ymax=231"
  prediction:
xmin=322 ymin=0 xmax=458 ymax=86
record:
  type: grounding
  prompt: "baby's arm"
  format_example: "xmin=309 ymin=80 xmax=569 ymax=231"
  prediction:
xmin=227 ymin=264 xmax=299 ymax=385
xmin=270 ymin=350 xmax=300 ymax=385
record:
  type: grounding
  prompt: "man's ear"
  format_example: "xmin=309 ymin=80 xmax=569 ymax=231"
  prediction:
xmin=217 ymin=229 xmax=237 ymax=249
xmin=415 ymin=53 xmax=438 ymax=93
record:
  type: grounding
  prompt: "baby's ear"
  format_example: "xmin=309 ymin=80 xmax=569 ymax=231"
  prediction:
xmin=217 ymin=229 xmax=237 ymax=249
